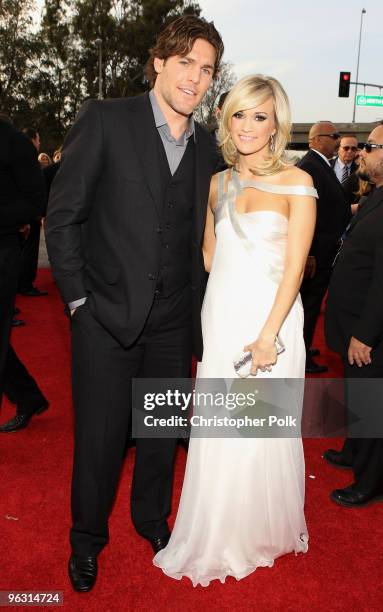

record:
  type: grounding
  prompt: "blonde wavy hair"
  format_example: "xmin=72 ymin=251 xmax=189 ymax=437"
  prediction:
xmin=218 ymin=74 xmax=292 ymax=176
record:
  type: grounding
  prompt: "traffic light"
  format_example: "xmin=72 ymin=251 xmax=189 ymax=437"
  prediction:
xmin=339 ymin=72 xmax=351 ymax=97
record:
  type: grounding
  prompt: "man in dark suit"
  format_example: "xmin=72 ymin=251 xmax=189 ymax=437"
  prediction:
xmin=45 ymin=15 xmax=224 ymax=592
xmin=0 ymin=117 xmax=48 ymax=431
xmin=330 ymin=134 xmax=359 ymax=184
xmin=298 ymin=122 xmax=351 ymax=373
xmin=324 ymin=123 xmax=383 ymax=507
xmin=18 ymin=128 xmax=48 ymax=297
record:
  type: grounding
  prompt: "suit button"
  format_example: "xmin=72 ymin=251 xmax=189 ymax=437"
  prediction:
xmin=164 ymin=244 xmax=169 ymax=249
xmin=168 ymin=202 xmax=175 ymax=208
xmin=165 ymin=223 xmax=171 ymax=230
xmin=148 ymin=273 xmax=155 ymax=280
xmin=157 ymin=226 xmax=163 ymax=233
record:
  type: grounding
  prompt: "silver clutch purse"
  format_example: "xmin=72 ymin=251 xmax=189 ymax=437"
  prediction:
xmin=233 ymin=335 xmax=286 ymax=378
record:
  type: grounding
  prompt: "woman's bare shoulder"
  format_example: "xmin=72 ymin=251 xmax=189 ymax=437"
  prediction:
xmin=279 ymin=165 xmax=314 ymax=187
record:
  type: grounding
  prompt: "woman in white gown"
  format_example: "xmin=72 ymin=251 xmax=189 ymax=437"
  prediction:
xmin=153 ymin=75 xmax=317 ymax=586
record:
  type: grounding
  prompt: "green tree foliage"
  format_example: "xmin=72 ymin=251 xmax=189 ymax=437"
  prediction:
xmin=1 ymin=0 xmax=230 ymax=152
xmin=194 ymin=61 xmax=236 ymax=129
xmin=0 ymin=0 xmax=40 ymax=124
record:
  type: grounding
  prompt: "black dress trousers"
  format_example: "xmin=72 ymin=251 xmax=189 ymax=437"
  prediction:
xmin=342 ymin=357 xmax=383 ymax=494
xmin=300 ymin=266 xmax=333 ymax=350
xmin=70 ymin=284 xmax=192 ymax=555
xmin=18 ymin=218 xmax=41 ymax=292
xmin=0 ymin=235 xmax=21 ymax=402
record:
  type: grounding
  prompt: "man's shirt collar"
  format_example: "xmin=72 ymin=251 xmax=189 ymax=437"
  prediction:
xmin=311 ymin=148 xmax=331 ymax=167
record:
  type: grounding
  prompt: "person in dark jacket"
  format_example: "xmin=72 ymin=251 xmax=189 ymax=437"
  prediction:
xmin=324 ymin=123 xmax=383 ymax=508
xmin=298 ymin=121 xmax=351 ymax=373
xmin=0 ymin=117 xmax=48 ymax=433
xmin=17 ymin=127 xmax=48 ymax=297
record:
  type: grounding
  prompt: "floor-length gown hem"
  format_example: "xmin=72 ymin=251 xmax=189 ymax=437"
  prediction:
xmin=154 ymin=538 xmax=308 ymax=587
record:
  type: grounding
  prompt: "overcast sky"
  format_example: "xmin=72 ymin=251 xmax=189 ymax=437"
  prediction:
xmin=33 ymin=0 xmax=382 ymax=124
xmin=199 ymin=0 xmax=382 ymax=124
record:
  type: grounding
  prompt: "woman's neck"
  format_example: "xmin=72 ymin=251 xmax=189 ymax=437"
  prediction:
xmin=236 ymin=152 xmax=267 ymax=178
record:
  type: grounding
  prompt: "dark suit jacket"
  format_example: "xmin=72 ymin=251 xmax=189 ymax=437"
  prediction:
xmin=325 ymin=186 xmax=383 ymax=357
xmin=45 ymin=94 xmax=218 ymax=358
xmin=43 ymin=161 xmax=61 ymax=200
xmin=298 ymin=149 xmax=351 ymax=267
xmin=330 ymin=158 xmax=359 ymax=206
xmin=0 ymin=119 xmax=46 ymax=234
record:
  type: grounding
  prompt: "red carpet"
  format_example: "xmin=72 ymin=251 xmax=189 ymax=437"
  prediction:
xmin=0 ymin=270 xmax=382 ymax=611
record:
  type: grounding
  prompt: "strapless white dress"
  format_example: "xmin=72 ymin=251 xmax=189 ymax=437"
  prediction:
xmin=153 ymin=169 xmax=318 ymax=587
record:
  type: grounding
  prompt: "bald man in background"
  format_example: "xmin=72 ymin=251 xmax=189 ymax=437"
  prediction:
xmin=298 ymin=122 xmax=351 ymax=373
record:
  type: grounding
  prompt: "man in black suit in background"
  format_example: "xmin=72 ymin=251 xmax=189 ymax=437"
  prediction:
xmin=46 ymin=15 xmax=223 ymax=592
xmin=298 ymin=122 xmax=351 ymax=373
xmin=0 ymin=116 xmax=48 ymax=432
xmin=325 ymin=123 xmax=383 ymax=507
xmin=18 ymin=128 xmax=48 ymax=297
xmin=330 ymin=134 xmax=359 ymax=184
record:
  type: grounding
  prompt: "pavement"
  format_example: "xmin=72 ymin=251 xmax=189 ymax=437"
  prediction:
xmin=39 ymin=229 xmax=50 ymax=268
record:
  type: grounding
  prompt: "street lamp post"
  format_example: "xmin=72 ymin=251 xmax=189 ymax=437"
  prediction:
xmin=95 ymin=38 xmax=103 ymax=100
xmin=352 ymin=8 xmax=366 ymax=123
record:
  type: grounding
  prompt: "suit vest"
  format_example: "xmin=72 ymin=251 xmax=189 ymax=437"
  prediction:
xmin=154 ymin=134 xmax=196 ymax=298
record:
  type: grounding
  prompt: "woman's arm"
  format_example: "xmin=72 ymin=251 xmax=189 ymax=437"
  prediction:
xmin=202 ymin=175 xmax=218 ymax=273
xmin=245 ymin=176 xmax=316 ymax=373
xmin=259 ymin=193 xmax=316 ymax=339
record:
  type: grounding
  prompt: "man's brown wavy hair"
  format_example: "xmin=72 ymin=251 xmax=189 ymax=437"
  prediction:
xmin=144 ymin=15 xmax=224 ymax=87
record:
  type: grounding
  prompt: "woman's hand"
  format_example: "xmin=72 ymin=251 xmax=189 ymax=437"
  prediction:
xmin=244 ymin=337 xmax=277 ymax=375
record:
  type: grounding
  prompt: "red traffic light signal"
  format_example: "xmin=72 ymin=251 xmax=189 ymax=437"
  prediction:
xmin=339 ymin=71 xmax=351 ymax=97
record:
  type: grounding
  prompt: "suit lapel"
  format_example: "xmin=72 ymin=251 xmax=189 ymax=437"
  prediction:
xmin=311 ymin=150 xmax=343 ymax=189
xmin=128 ymin=93 xmax=163 ymax=220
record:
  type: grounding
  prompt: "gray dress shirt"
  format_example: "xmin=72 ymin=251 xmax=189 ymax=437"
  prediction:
xmin=148 ymin=89 xmax=195 ymax=175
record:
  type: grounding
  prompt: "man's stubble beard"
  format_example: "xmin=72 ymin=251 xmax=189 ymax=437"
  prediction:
xmin=162 ymin=88 xmax=200 ymax=119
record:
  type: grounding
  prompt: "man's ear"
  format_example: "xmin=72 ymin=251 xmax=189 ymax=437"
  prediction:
xmin=153 ymin=57 xmax=164 ymax=75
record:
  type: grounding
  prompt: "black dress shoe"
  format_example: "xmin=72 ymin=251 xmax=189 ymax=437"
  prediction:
xmin=330 ymin=486 xmax=383 ymax=508
xmin=11 ymin=318 xmax=26 ymax=327
xmin=308 ymin=347 xmax=320 ymax=358
xmin=323 ymin=449 xmax=352 ymax=469
xmin=305 ymin=357 xmax=328 ymax=374
xmin=0 ymin=400 xmax=49 ymax=433
xmin=20 ymin=286 xmax=48 ymax=297
xmin=149 ymin=534 xmax=170 ymax=554
xmin=68 ymin=554 xmax=98 ymax=592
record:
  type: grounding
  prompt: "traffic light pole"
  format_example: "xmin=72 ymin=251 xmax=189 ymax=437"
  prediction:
xmin=350 ymin=81 xmax=383 ymax=90
xmin=352 ymin=8 xmax=366 ymax=123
